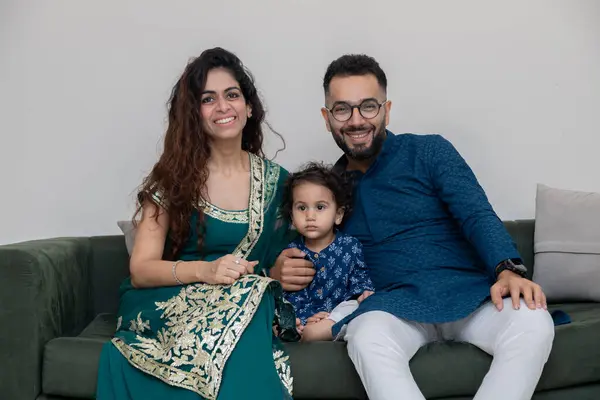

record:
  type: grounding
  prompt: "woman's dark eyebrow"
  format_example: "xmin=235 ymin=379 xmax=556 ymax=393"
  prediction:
xmin=201 ymin=86 xmax=241 ymax=96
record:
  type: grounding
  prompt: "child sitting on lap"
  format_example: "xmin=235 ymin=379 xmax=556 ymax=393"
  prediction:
xmin=281 ymin=162 xmax=374 ymax=341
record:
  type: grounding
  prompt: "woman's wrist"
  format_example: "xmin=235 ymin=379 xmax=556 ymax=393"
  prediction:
xmin=172 ymin=260 xmax=207 ymax=284
xmin=193 ymin=260 xmax=213 ymax=283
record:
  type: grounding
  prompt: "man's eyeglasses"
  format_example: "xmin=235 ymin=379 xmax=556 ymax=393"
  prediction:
xmin=324 ymin=99 xmax=388 ymax=122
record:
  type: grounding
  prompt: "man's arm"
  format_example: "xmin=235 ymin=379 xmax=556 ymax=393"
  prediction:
xmin=427 ymin=134 xmax=522 ymax=278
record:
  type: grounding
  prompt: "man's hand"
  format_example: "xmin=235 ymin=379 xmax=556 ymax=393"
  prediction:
xmin=270 ymin=247 xmax=315 ymax=291
xmin=357 ymin=290 xmax=374 ymax=303
xmin=491 ymin=270 xmax=547 ymax=311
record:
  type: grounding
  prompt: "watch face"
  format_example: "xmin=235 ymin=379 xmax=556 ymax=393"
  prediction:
xmin=508 ymin=259 xmax=527 ymax=272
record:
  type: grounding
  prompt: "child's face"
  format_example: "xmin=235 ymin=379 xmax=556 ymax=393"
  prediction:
xmin=291 ymin=182 xmax=344 ymax=241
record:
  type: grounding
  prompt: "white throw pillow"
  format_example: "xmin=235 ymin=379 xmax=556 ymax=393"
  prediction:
xmin=533 ymin=184 xmax=600 ymax=302
xmin=117 ymin=220 xmax=136 ymax=256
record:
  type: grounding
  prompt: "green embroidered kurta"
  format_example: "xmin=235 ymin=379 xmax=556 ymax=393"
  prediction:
xmin=97 ymin=154 xmax=299 ymax=400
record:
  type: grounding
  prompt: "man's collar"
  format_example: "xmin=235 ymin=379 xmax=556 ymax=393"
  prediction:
xmin=332 ymin=129 xmax=394 ymax=174
xmin=332 ymin=154 xmax=348 ymax=174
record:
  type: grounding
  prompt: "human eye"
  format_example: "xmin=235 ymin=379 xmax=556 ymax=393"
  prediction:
xmin=227 ymin=91 xmax=241 ymax=99
xmin=333 ymin=104 xmax=350 ymax=113
xmin=201 ymin=96 xmax=214 ymax=104
xmin=361 ymin=101 xmax=378 ymax=112
xmin=296 ymin=204 xmax=306 ymax=211
xmin=316 ymin=204 xmax=327 ymax=211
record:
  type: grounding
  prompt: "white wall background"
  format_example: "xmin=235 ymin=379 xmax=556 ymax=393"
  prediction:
xmin=1 ymin=0 xmax=599 ymax=245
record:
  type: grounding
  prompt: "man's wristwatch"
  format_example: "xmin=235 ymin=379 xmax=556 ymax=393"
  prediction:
xmin=495 ymin=258 xmax=528 ymax=278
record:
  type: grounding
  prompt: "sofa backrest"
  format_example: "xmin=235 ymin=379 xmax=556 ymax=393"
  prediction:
xmin=88 ymin=219 xmax=537 ymax=316
xmin=89 ymin=235 xmax=130 ymax=316
xmin=503 ymin=219 xmax=535 ymax=280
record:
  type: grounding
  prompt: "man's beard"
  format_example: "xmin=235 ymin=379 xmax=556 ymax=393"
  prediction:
xmin=332 ymin=122 xmax=387 ymax=161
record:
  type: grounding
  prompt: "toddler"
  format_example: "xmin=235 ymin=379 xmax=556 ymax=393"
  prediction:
xmin=281 ymin=162 xmax=374 ymax=341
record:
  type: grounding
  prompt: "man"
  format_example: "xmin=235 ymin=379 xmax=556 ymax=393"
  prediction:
xmin=271 ymin=54 xmax=555 ymax=400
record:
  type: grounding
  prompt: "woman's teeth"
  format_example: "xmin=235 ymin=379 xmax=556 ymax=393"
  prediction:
xmin=215 ymin=117 xmax=235 ymax=124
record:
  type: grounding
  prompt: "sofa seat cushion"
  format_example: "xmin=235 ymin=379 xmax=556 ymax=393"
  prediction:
xmin=42 ymin=314 xmax=114 ymax=398
xmin=409 ymin=302 xmax=600 ymax=398
xmin=42 ymin=304 xmax=600 ymax=399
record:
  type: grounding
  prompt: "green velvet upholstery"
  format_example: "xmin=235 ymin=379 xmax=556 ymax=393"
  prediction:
xmin=1 ymin=220 xmax=599 ymax=400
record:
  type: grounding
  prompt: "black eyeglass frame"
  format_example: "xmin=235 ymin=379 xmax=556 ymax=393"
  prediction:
xmin=324 ymin=99 xmax=389 ymax=122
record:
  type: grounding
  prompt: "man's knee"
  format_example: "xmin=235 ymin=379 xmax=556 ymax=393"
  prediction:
xmin=528 ymin=308 xmax=555 ymax=350
xmin=506 ymin=303 xmax=555 ymax=352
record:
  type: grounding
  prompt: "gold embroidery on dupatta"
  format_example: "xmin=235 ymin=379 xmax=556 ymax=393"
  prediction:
xmin=112 ymin=275 xmax=274 ymax=399
xmin=263 ymin=159 xmax=280 ymax=211
xmin=129 ymin=312 xmax=150 ymax=334
xmin=231 ymin=153 xmax=265 ymax=259
xmin=111 ymin=156 xmax=295 ymax=398
xmin=273 ymin=349 xmax=293 ymax=396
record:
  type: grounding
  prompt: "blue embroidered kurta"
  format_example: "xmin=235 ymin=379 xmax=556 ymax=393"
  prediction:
xmin=283 ymin=232 xmax=375 ymax=324
xmin=332 ymin=131 xmax=522 ymax=336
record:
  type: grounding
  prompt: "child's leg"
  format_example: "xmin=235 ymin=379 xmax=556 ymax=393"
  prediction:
xmin=301 ymin=319 xmax=335 ymax=342
xmin=328 ymin=300 xmax=359 ymax=323
xmin=302 ymin=300 xmax=359 ymax=342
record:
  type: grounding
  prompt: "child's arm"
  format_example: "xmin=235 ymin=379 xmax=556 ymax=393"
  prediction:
xmin=348 ymin=239 xmax=376 ymax=297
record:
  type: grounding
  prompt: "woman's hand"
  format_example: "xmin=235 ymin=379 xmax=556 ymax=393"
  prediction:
xmin=198 ymin=255 xmax=259 ymax=285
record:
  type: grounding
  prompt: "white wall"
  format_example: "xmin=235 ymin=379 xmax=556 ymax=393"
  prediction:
xmin=1 ymin=0 xmax=599 ymax=245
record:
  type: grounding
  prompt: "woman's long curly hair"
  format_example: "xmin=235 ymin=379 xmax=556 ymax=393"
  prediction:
xmin=133 ymin=47 xmax=282 ymax=259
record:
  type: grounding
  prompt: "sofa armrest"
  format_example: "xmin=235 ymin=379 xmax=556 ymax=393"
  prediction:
xmin=0 ymin=237 xmax=93 ymax=400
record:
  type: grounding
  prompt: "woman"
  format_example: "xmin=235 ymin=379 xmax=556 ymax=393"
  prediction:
xmin=96 ymin=47 xmax=299 ymax=400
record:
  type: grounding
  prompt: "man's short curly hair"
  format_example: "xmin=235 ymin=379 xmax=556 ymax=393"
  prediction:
xmin=323 ymin=54 xmax=387 ymax=95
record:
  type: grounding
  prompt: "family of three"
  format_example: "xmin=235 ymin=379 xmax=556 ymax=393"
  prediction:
xmin=96 ymin=47 xmax=555 ymax=400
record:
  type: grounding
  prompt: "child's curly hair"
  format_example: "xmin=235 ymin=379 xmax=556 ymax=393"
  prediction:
xmin=281 ymin=161 xmax=353 ymax=225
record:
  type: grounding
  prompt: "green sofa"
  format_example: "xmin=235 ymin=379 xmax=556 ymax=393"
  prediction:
xmin=1 ymin=220 xmax=599 ymax=400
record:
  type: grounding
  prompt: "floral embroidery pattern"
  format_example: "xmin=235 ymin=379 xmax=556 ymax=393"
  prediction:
xmin=113 ymin=276 xmax=286 ymax=399
xmin=129 ymin=312 xmax=150 ymax=334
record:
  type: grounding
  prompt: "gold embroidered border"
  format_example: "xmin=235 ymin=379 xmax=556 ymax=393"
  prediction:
xmin=263 ymin=159 xmax=281 ymax=211
xmin=273 ymin=348 xmax=293 ymax=396
xmin=112 ymin=276 xmax=281 ymax=399
xmin=232 ymin=153 xmax=265 ymax=258
xmin=201 ymin=205 xmax=248 ymax=223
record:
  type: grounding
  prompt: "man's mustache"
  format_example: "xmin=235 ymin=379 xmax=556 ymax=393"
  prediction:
xmin=341 ymin=125 xmax=373 ymax=134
